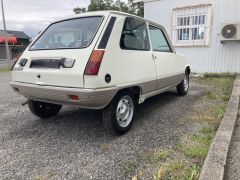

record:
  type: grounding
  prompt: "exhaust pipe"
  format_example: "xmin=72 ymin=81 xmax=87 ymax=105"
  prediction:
xmin=22 ymin=99 xmax=30 ymax=106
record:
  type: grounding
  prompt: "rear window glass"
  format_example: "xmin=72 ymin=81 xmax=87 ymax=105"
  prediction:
xmin=29 ymin=16 xmax=103 ymax=50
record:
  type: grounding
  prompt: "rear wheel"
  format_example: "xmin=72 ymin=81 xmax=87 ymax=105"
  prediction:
xmin=28 ymin=100 xmax=62 ymax=118
xmin=103 ymin=91 xmax=135 ymax=135
xmin=177 ymin=72 xmax=189 ymax=96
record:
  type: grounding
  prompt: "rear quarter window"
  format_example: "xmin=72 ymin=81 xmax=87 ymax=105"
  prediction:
xmin=29 ymin=16 xmax=103 ymax=50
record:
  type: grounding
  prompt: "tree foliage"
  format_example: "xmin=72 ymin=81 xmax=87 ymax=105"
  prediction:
xmin=73 ymin=0 xmax=144 ymax=17
xmin=73 ymin=7 xmax=87 ymax=14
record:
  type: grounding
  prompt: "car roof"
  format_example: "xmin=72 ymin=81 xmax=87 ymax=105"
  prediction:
xmin=53 ymin=10 xmax=162 ymax=27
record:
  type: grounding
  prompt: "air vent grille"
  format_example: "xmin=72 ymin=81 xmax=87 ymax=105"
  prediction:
xmin=222 ymin=24 xmax=237 ymax=38
xmin=220 ymin=23 xmax=240 ymax=42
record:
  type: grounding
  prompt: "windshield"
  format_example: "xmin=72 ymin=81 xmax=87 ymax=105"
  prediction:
xmin=29 ymin=16 xmax=103 ymax=50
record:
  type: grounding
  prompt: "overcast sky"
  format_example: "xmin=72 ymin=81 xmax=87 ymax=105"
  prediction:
xmin=0 ymin=0 xmax=91 ymax=38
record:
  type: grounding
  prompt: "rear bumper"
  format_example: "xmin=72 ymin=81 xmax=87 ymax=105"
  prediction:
xmin=10 ymin=81 xmax=117 ymax=109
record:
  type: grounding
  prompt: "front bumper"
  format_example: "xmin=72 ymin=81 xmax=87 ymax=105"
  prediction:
xmin=10 ymin=81 xmax=117 ymax=109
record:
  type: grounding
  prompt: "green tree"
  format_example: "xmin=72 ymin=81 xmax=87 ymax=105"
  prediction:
xmin=88 ymin=0 xmax=115 ymax=11
xmin=73 ymin=0 xmax=144 ymax=17
xmin=73 ymin=7 xmax=87 ymax=14
xmin=127 ymin=0 xmax=144 ymax=17
xmin=134 ymin=1 xmax=144 ymax=17
xmin=115 ymin=0 xmax=129 ymax=13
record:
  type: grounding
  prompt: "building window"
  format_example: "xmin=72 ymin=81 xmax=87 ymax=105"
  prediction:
xmin=172 ymin=4 xmax=212 ymax=46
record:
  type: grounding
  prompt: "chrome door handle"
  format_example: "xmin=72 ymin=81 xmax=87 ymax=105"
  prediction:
xmin=152 ymin=54 xmax=157 ymax=60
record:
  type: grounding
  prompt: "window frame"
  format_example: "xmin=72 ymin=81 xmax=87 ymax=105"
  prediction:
xmin=98 ymin=16 xmax=116 ymax=49
xmin=148 ymin=24 xmax=174 ymax=53
xmin=29 ymin=16 xmax=104 ymax=51
xmin=172 ymin=4 xmax=212 ymax=47
xmin=119 ymin=16 xmax=150 ymax=51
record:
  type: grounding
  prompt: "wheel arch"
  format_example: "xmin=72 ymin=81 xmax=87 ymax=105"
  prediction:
xmin=117 ymin=86 xmax=141 ymax=99
xmin=109 ymin=86 xmax=141 ymax=103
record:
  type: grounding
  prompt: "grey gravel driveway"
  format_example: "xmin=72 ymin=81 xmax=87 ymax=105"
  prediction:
xmin=0 ymin=60 xmax=9 ymax=68
xmin=0 ymin=72 xmax=206 ymax=179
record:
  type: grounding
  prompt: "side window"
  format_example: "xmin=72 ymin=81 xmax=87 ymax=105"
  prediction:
xmin=120 ymin=17 xmax=150 ymax=51
xmin=149 ymin=25 xmax=172 ymax=53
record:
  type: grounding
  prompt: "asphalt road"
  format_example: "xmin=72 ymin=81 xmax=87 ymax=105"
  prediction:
xmin=0 ymin=72 xmax=206 ymax=179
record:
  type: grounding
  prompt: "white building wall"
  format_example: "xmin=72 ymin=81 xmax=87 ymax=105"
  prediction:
xmin=144 ymin=0 xmax=240 ymax=73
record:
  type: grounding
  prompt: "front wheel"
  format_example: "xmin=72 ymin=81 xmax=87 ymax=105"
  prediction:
xmin=177 ymin=73 xmax=189 ymax=96
xmin=103 ymin=91 xmax=135 ymax=135
xmin=28 ymin=100 xmax=62 ymax=118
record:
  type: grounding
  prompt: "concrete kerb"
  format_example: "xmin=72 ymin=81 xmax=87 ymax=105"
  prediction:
xmin=199 ymin=75 xmax=240 ymax=180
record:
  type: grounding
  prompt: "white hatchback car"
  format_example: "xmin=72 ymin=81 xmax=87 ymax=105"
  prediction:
xmin=10 ymin=11 xmax=190 ymax=134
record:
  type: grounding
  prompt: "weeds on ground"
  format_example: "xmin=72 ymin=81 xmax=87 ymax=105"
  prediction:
xmin=33 ymin=172 xmax=55 ymax=180
xmin=205 ymin=77 xmax=234 ymax=92
xmin=203 ymin=73 xmax=236 ymax=78
xmin=123 ymin=161 xmax=138 ymax=175
xmin=153 ymin=160 xmax=185 ymax=180
xmin=149 ymin=127 xmax=213 ymax=180
xmin=204 ymin=75 xmax=235 ymax=102
xmin=191 ymin=104 xmax=225 ymax=127
xmin=0 ymin=67 xmax=9 ymax=72
xmin=179 ymin=135 xmax=210 ymax=160
xmin=100 ymin=143 xmax=111 ymax=151
xmin=144 ymin=149 xmax=170 ymax=164
xmin=199 ymin=125 xmax=215 ymax=134
xmin=131 ymin=74 xmax=235 ymax=180
xmin=206 ymin=90 xmax=230 ymax=101
xmin=206 ymin=90 xmax=219 ymax=99
xmin=153 ymin=161 xmax=200 ymax=180
xmin=123 ymin=149 xmax=171 ymax=176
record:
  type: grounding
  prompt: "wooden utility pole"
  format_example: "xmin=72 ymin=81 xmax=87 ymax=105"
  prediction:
xmin=1 ymin=0 xmax=11 ymax=65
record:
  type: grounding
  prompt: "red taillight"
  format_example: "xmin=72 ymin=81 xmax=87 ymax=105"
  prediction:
xmin=84 ymin=50 xmax=105 ymax=75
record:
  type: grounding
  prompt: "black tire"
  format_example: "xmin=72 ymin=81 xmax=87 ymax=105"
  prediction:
xmin=103 ymin=91 xmax=136 ymax=135
xmin=177 ymin=72 xmax=189 ymax=96
xmin=28 ymin=100 xmax=62 ymax=118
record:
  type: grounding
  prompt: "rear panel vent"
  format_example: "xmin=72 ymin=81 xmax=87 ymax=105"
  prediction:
xmin=98 ymin=17 xmax=116 ymax=49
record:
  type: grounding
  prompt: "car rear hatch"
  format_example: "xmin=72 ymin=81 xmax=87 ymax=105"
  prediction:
xmin=12 ymin=14 xmax=109 ymax=88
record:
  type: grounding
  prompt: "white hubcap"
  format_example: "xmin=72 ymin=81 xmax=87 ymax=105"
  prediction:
xmin=116 ymin=95 xmax=134 ymax=128
xmin=183 ymin=75 xmax=189 ymax=91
